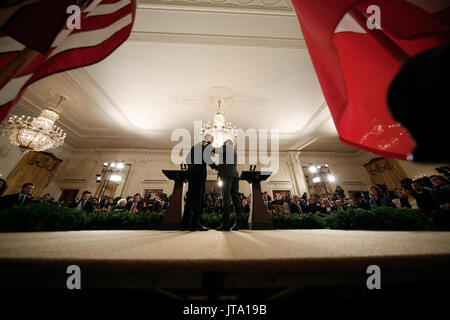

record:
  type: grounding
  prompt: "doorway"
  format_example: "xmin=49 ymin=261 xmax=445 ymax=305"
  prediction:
xmin=58 ymin=189 xmax=79 ymax=205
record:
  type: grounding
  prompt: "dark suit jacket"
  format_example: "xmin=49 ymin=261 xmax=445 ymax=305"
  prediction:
xmin=263 ymin=200 xmax=273 ymax=211
xmin=125 ymin=200 xmax=144 ymax=213
xmin=186 ymin=142 xmax=217 ymax=177
xmin=215 ymin=145 xmax=239 ymax=179
xmin=0 ymin=193 xmax=32 ymax=210
xmin=289 ymin=202 xmax=303 ymax=214
xmin=69 ymin=199 xmax=94 ymax=213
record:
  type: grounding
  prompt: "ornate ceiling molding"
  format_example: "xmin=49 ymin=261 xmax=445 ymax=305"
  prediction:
xmin=138 ymin=0 xmax=294 ymax=13
xmin=128 ymin=31 xmax=306 ymax=49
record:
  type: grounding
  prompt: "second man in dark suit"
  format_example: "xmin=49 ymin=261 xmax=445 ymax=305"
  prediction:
xmin=215 ymin=139 xmax=243 ymax=231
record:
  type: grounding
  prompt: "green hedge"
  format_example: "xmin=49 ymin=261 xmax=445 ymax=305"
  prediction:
xmin=270 ymin=207 xmax=430 ymax=231
xmin=0 ymin=203 xmax=166 ymax=232
xmin=0 ymin=202 xmax=445 ymax=232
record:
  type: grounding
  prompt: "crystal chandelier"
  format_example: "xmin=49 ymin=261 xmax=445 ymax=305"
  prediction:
xmin=2 ymin=96 xmax=66 ymax=153
xmin=201 ymin=99 xmax=237 ymax=148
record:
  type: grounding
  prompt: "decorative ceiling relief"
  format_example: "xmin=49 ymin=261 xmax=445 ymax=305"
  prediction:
xmin=170 ymin=86 xmax=268 ymax=113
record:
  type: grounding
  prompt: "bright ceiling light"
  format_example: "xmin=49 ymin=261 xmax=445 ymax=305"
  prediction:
xmin=109 ymin=174 xmax=122 ymax=182
xmin=116 ymin=162 xmax=124 ymax=169
xmin=309 ymin=166 xmax=317 ymax=173
xmin=328 ymin=175 xmax=336 ymax=182
xmin=103 ymin=162 xmax=108 ymax=167
xmin=313 ymin=177 xmax=321 ymax=183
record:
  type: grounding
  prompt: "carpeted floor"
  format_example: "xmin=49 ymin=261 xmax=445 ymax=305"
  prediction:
xmin=1 ymin=229 xmax=450 ymax=273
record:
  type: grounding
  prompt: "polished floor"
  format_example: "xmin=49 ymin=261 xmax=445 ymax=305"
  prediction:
xmin=1 ymin=229 xmax=450 ymax=273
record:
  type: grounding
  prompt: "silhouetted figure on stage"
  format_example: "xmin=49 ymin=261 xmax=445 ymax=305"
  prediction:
xmin=215 ymin=139 xmax=243 ymax=231
xmin=181 ymin=133 xmax=217 ymax=231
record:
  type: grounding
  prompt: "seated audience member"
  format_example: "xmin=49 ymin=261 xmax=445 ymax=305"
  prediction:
xmin=126 ymin=193 xmax=143 ymax=213
xmin=289 ymin=195 xmax=303 ymax=215
xmin=335 ymin=199 xmax=345 ymax=211
xmin=347 ymin=199 xmax=359 ymax=210
xmin=241 ymin=198 xmax=250 ymax=214
xmin=263 ymin=193 xmax=273 ymax=212
xmin=402 ymin=186 xmax=421 ymax=211
xmin=0 ymin=182 xmax=34 ymax=209
xmin=306 ymin=196 xmax=321 ymax=215
xmin=40 ymin=193 xmax=52 ymax=203
xmin=99 ymin=198 xmax=111 ymax=209
xmin=430 ymin=175 xmax=450 ymax=211
xmin=350 ymin=193 xmax=370 ymax=210
xmin=59 ymin=199 xmax=66 ymax=207
xmin=369 ymin=186 xmax=396 ymax=208
xmin=282 ymin=202 xmax=291 ymax=214
xmin=412 ymin=179 xmax=436 ymax=214
xmin=335 ymin=185 xmax=345 ymax=198
xmin=393 ymin=188 xmax=408 ymax=208
xmin=327 ymin=194 xmax=334 ymax=203
xmin=0 ymin=178 xmax=7 ymax=197
xmin=214 ymin=199 xmax=222 ymax=214
xmin=69 ymin=191 xmax=94 ymax=213
xmin=91 ymin=198 xmax=99 ymax=209
xmin=320 ymin=198 xmax=336 ymax=214
xmin=301 ymin=192 xmax=307 ymax=201
xmin=114 ymin=198 xmax=127 ymax=211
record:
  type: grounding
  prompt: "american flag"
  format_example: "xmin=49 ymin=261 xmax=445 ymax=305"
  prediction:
xmin=0 ymin=0 xmax=136 ymax=122
xmin=292 ymin=0 xmax=449 ymax=161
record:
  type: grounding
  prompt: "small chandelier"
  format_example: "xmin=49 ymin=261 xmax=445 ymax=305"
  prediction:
xmin=2 ymin=96 xmax=66 ymax=153
xmin=201 ymin=99 xmax=237 ymax=148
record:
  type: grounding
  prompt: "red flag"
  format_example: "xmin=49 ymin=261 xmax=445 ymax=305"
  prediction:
xmin=291 ymin=0 xmax=449 ymax=160
xmin=0 ymin=0 xmax=136 ymax=122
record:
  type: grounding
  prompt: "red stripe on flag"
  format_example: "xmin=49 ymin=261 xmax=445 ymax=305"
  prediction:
xmin=0 ymin=0 xmax=136 ymax=122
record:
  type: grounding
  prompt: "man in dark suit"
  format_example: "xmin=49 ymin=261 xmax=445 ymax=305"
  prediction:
xmin=181 ymin=133 xmax=218 ymax=231
xmin=0 ymin=182 xmax=34 ymax=210
xmin=69 ymin=190 xmax=94 ymax=213
xmin=125 ymin=193 xmax=144 ymax=213
xmin=262 ymin=193 xmax=273 ymax=212
xmin=215 ymin=139 xmax=243 ymax=231
xmin=289 ymin=195 xmax=304 ymax=215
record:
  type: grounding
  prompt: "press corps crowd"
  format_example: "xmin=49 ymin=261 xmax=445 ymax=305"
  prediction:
xmin=0 ymin=180 xmax=168 ymax=214
xmin=260 ymin=175 xmax=450 ymax=219
xmin=0 ymin=173 xmax=449 ymax=221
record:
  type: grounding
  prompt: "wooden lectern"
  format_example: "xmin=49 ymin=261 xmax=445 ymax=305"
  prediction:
xmin=240 ymin=170 xmax=273 ymax=230
xmin=160 ymin=169 xmax=189 ymax=230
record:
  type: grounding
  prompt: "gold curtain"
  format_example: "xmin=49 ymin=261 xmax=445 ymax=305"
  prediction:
xmin=5 ymin=151 xmax=62 ymax=197
xmin=364 ymin=157 xmax=407 ymax=190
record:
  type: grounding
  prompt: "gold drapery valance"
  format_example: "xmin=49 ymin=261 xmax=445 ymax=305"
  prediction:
xmin=5 ymin=151 xmax=62 ymax=197
xmin=363 ymin=157 xmax=407 ymax=190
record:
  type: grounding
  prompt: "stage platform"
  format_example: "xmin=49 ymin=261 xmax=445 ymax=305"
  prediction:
xmin=1 ymin=229 xmax=450 ymax=297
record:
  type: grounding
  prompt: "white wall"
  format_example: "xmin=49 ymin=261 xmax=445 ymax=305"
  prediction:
xmin=1 ymin=134 xmax=445 ymax=200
